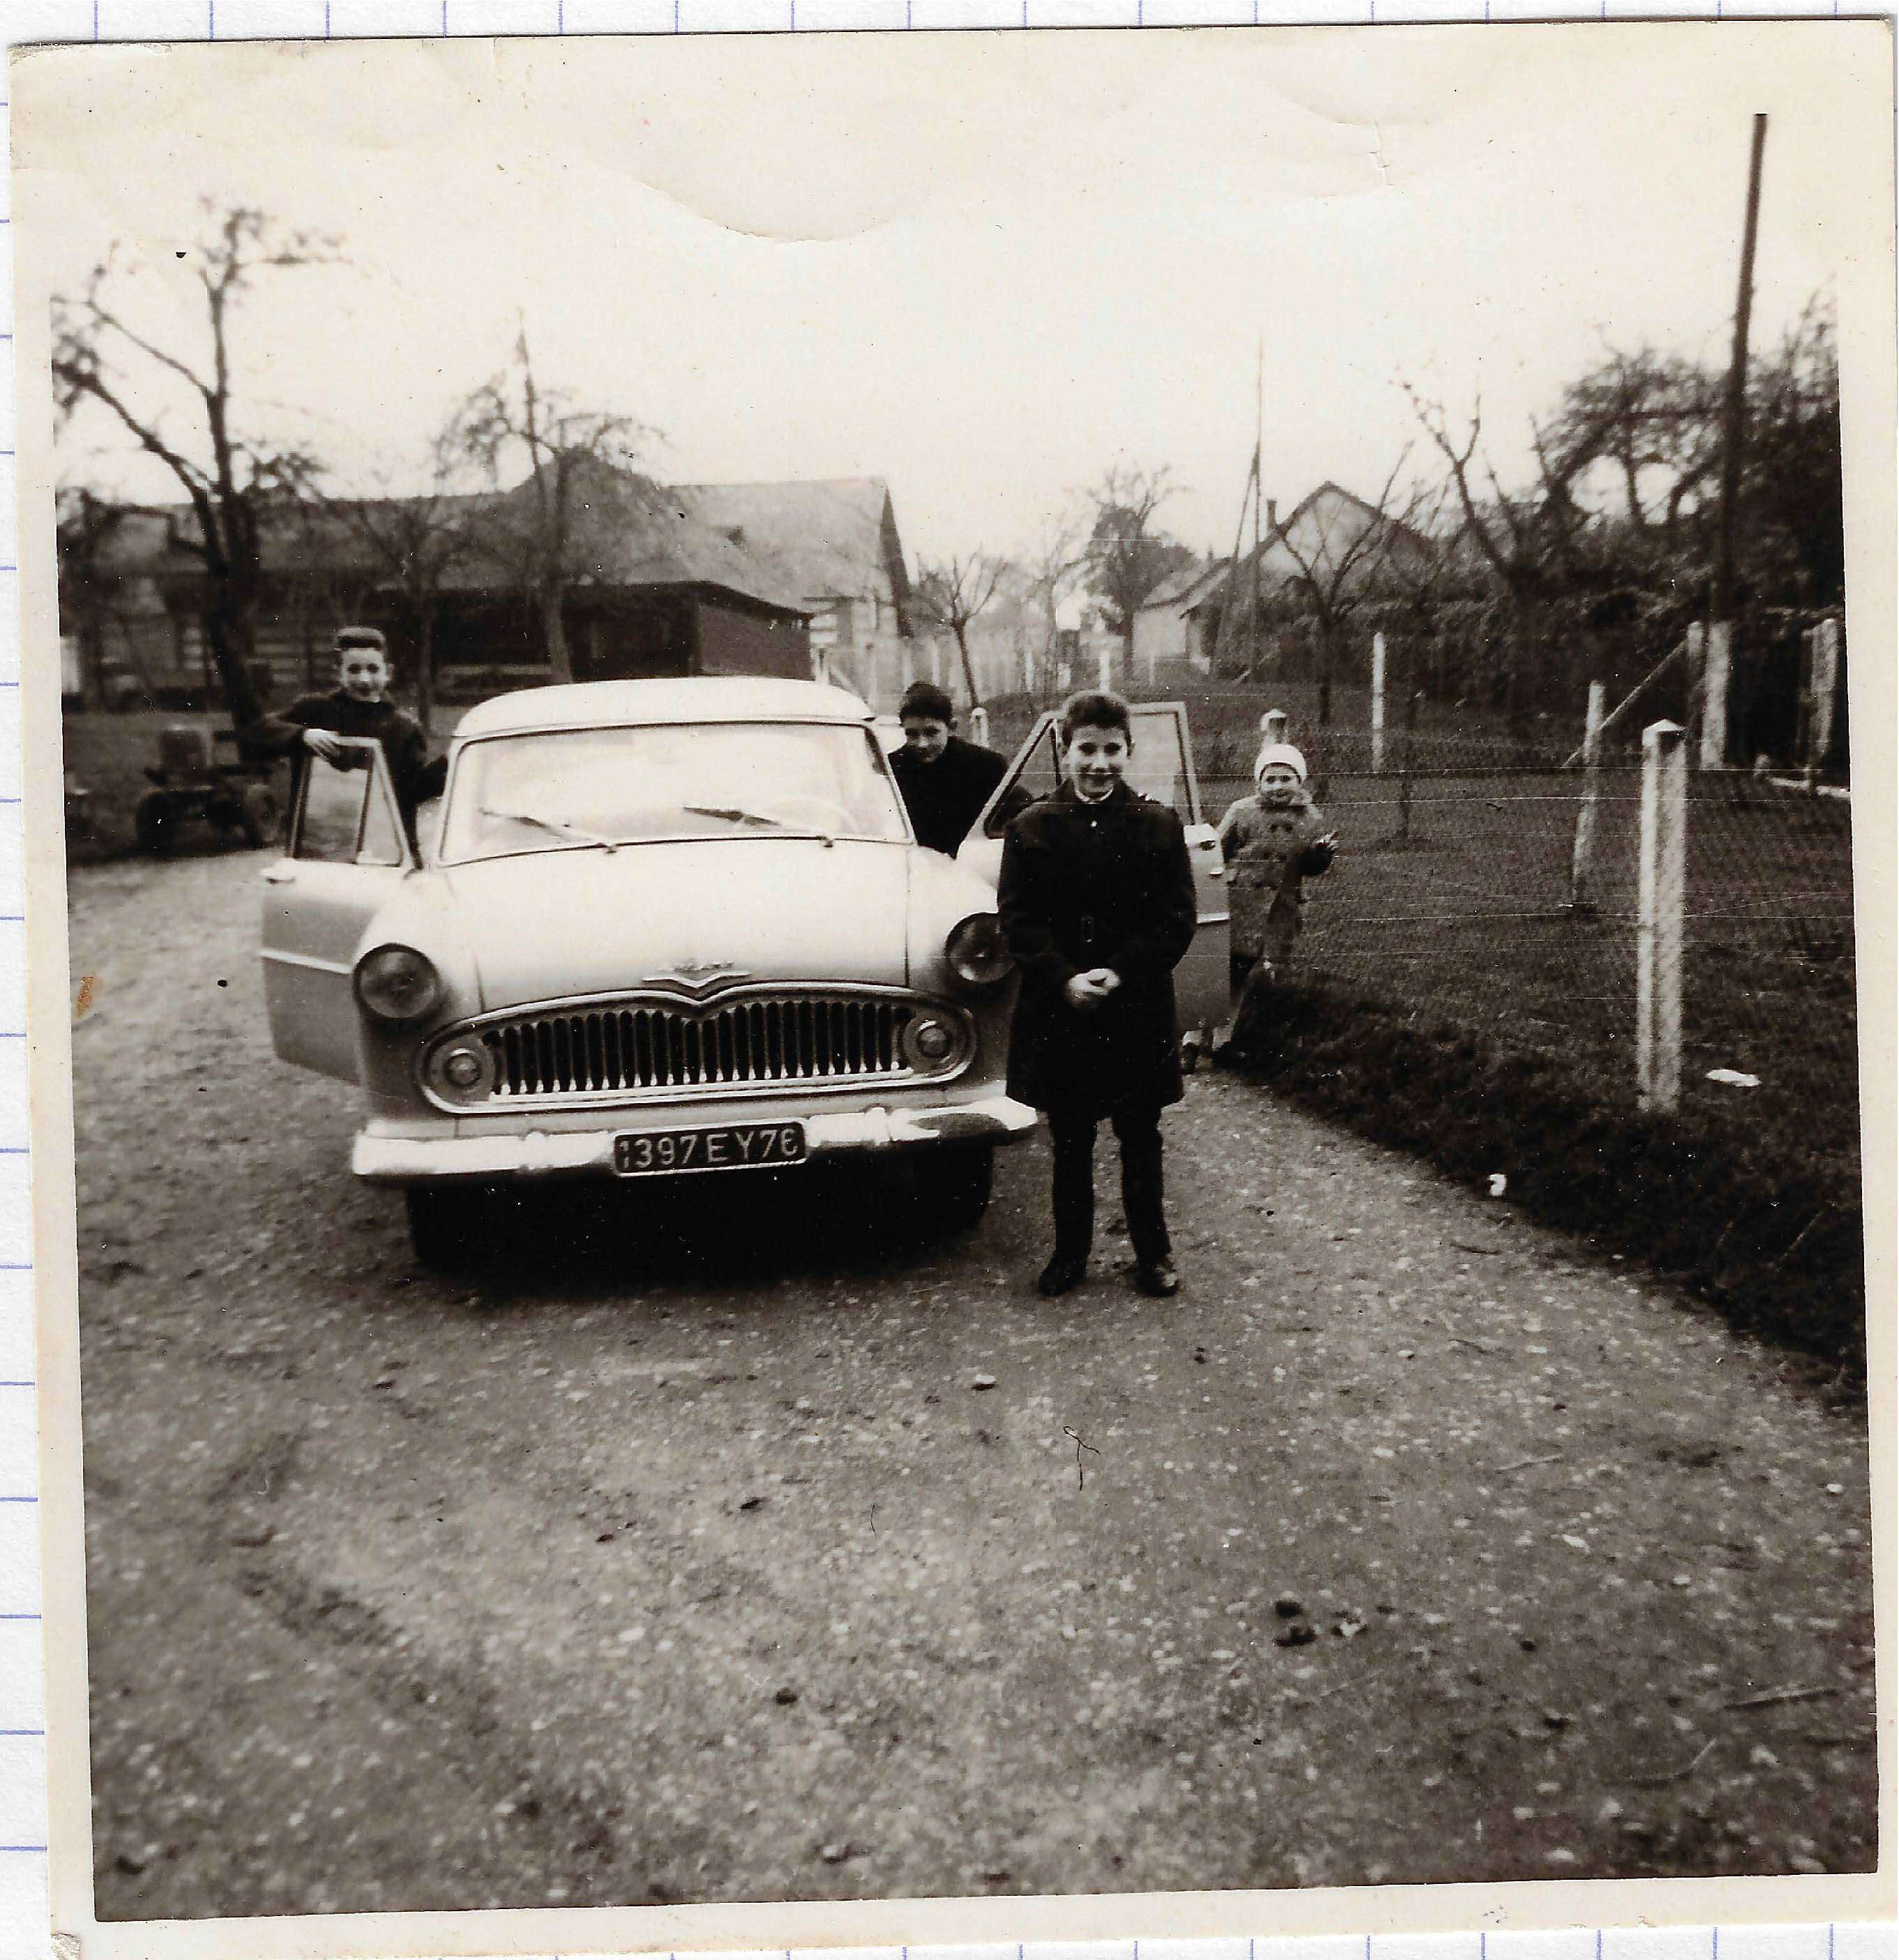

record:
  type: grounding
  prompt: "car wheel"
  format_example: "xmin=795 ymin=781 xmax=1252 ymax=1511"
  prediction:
xmin=134 ymin=793 xmax=179 ymax=856
xmin=238 ymin=783 xmax=281 ymax=849
xmin=914 ymin=1143 xmax=994 ymax=1233
xmin=404 ymin=1186 xmax=490 ymax=1276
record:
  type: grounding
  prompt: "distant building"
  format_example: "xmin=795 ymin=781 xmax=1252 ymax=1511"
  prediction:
xmin=56 ymin=466 xmax=817 ymax=711
xmin=674 ymin=478 xmax=917 ymax=708
xmin=1180 ymin=483 xmax=1437 ymax=672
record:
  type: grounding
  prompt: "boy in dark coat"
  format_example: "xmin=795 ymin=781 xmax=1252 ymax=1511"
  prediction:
xmin=246 ymin=628 xmax=446 ymax=851
xmin=997 ymin=690 xmax=1198 ymax=1298
xmin=886 ymin=680 xmax=1009 ymax=856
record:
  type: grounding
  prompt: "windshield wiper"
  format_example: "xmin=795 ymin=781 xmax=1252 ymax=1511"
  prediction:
xmin=479 ymin=806 xmax=622 ymax=853
xmin=683 ymin=804 xmax=837 ymax=848
xmin=683 ymin=803 xmax=788 ymax=830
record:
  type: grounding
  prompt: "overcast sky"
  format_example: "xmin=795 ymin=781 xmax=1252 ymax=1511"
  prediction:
xmin=14 ymin=23 xmax=1891 ymax=567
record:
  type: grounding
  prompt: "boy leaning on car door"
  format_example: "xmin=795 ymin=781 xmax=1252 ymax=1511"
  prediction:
xmin=885 ymin=680 xmax=1009 ymax=856
xmin=245 ymin=626 xmax=446 ymax=849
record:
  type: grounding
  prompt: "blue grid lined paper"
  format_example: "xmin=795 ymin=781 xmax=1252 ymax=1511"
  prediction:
xmin=0 ymin=3 xmax=1884 ymax=1957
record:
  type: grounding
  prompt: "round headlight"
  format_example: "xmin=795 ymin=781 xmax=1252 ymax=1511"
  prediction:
xmin=945 ymin=913 xmax=1015 ymax=987
xmin=354 ymin=944 xmax=443 ymax=1024
xmin=900 ymin=1010 xmax=967 ymax=1075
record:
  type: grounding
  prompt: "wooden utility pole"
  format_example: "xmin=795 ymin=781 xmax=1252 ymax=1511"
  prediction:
xmin=1250 ymin=335 xmax=1264 ymax=681
xmin=1710 ymin=114 xmax=1768 ymax=626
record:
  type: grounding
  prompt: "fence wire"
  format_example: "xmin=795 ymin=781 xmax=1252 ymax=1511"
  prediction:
xmin=1202 ymin=745 xmax=1859 ymax=1180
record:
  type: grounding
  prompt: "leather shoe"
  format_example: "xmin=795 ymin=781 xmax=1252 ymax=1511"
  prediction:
xmin=1037 ymin=1253 xmax=1088 ymax=1296
xmin=1135 ymin=1258 xmax=1180 ymax=1298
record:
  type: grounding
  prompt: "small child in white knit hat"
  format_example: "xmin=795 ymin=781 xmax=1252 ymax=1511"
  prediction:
xmin=1216 ymin=730 xmax=1337 ymax=1004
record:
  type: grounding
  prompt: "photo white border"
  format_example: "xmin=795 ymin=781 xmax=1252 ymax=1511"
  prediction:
xmin=8 ymin=17 xmax=1894 ymax=1959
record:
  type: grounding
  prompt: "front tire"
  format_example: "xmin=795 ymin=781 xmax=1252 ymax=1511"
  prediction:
xmin=913 ymin=1144 xmax=994 ymax=1233
xmin=238 ymin=782 xmax=280 ymax=849
xmin=405 ymin=1186 xmax=490 ymax=1276
xmin=135 ymin=792 xmax=179 ymax=856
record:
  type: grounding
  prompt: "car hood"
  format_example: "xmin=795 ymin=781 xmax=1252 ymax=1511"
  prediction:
xmin=434 ymin=839 xmax=914 ymax=1011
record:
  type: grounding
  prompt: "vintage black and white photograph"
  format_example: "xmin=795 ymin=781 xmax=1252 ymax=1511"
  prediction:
xmin=14 ymin=22 xmax=1891 ymax=1942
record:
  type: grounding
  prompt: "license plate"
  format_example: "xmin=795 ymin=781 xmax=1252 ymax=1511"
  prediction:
xmin=614 ymin=1123 xmax=807 ymax=1176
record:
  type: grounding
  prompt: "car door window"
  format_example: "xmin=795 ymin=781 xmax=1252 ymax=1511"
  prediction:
xmin=981 ymin=704 xmax=1201 ymax=837
xmin=294 ymin=740 xmax=407 ymax=867
xmin=1125 ymin=704 xmax=1199 ymax=823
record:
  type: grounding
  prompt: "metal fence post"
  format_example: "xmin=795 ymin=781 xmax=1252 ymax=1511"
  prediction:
xmin=1637 ymin=720 xmax=1687 ymax=1111
xmin=1806 ymin=616 xmax=1841 ymax=792
xmin=1699 ymin=621 xmax=1732 ymax=770
xmin=1370 ymin=631 xmax=1387 ymax=774
xmin=1570 ymin=679 xmax=1605 ymax=915
xmin=1397 ymin=679 xmax=1420 ymax=843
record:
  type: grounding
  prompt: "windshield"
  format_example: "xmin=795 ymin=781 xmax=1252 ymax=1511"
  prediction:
xmin=438 ymin=721 xmax=911 ymax=865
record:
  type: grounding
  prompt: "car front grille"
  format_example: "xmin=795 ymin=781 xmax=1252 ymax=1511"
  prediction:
xmin=470 ymin=992 xmax=932 ymax=1103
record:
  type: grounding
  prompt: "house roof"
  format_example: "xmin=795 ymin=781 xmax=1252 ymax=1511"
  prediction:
xmin=438 ymin=461 xmax=812 ymax=616
xmin=1181 ymin=483 xmax=1439 ymax=615
xmin=1137 ymin=561 xmax=1218 ymax=611
xmin=674 ymin=478 xmax=908 ymax=607
xmin=74 ymin=462 xmax=813 ymax=619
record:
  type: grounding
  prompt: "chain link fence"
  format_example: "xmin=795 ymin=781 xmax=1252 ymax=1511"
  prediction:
xmin=985 ymin=678 xmax=1859 ymax=1192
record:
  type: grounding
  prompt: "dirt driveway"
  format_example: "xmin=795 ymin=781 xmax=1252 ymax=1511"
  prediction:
xmin=66 ymin=846 xmax=1877 ymax=1920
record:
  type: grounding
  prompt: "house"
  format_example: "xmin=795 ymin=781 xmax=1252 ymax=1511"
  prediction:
xmin=1130 ymin=558 xmax=1232 ymax=678
xmin=1180 ymin=483 xmax=1437 ymax=671
xmin=430 ymin=465 xmax=813 ymax=696
xmin=674 ymin=478 xmax=916 ymax=706
xmin=56 ymin=466 xmax=812 ymax=712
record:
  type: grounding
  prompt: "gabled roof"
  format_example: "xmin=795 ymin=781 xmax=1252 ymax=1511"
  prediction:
xmin=1138 ymin=560 xmax=1219 ymax=611
xmin=674 ymin=478 xmax=909 ymax=607
xmin=73 ymin=461 xmax=812 ymax=618
xmin=440 ymin=460 xmax=811 ymax=615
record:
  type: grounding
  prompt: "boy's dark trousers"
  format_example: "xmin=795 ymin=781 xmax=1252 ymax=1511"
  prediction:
xmin=1047 ymin=1104 xmax=1170 ymax=1267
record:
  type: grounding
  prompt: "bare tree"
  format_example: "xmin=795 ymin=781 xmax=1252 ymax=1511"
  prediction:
xmin=1022 ymin=512 xmax=1088 ymax=685
xmin=1269 ymin=459 xmax=1432 ymax=725
xmin=1402 ymin=383 xmax=1598 ymax=727
xmin=52 ymin=204 xmax=340 ymax=727
xmin=453 ymin=331 xmax=656 ymax=686
xmin=914 ymin=552 xmax=1008 ymax=707
xmin=323 ymin=425 xmax=478 ymax=737
xmin=1079 ymin=464 xmax=1194 ymax=671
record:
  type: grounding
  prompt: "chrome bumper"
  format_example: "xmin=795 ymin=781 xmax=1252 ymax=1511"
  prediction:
xmin=351 ymin=1093 xmax=1040 ymax=1185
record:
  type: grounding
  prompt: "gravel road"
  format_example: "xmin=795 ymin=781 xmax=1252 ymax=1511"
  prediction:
xmin=67 ymin=847 xmax=1876 ymax=1921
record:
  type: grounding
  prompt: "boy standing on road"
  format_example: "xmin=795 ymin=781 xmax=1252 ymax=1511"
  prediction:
xmin=998 ymin=690 xmax=1198 ymax=1300
xmin=886 ymin=680 xmax=1008 ymax=857
xmin=247 ymin=627 xmax=446 ymax=850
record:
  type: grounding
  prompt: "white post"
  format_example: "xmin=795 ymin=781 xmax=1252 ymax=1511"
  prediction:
xmin=1370 ymin=632 xmax=1388 ymax=774
xmin=1097 ymin=639 xmax=1113 ymax=692
xmin=1637 ymin=720 xmax=1687 ymax=1113
xmin=1806 ymin=616 xmax=1841 ymax=791
xmin=929 ymin=640 xmax=941 ymax=687
xmin=1698 ymin=621 xmax=1732 ymax=770
xmin=1260 ymin=708 xmax=1289 ymax=746
xmin=969 ymin=704 xmax=990 ymax=748
xmin=1570 ymin=679 xmax=1605 ymax=913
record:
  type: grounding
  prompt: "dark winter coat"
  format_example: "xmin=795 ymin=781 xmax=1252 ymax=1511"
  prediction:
xmin=887 ymin=734 xmax=1009 ymax=856
xmin=247 ymin=691 xmax=447 ymax=846
xmin=997 ymin=781 xmax=1198 ymax=1120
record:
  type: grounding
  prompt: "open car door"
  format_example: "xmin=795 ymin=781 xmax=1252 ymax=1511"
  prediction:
xmin=259 ymin=738 xmax=414 ymax=1083
xmin=958 ymin=702 xmax=1231 ymax=1038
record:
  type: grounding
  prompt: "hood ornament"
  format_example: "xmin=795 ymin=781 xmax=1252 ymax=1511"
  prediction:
xmin=647 ymin=959 xmax=749 ymax=997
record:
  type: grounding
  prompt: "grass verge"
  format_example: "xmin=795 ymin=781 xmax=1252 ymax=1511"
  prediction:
xmin=1224 ymin=980 xmax=1866 ymax=1398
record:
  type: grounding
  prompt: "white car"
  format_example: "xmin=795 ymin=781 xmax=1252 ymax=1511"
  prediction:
xmin=259 ymin=677 xmax=1038 ymax=1269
